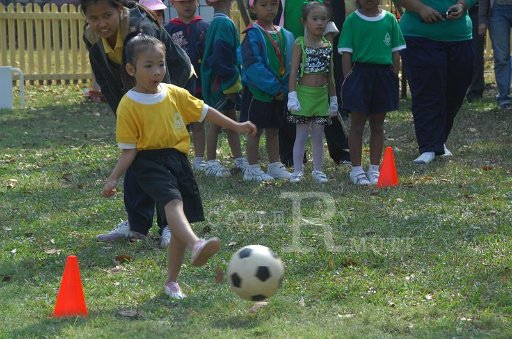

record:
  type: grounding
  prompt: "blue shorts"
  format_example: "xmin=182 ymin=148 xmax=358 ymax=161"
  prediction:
xmin=131 ymin=148 xmax=205 ymax=223
xmin=341 ymin=63 xmax=399 ymax=115
xmin=240 ymin=87 xmax=286 ymax=129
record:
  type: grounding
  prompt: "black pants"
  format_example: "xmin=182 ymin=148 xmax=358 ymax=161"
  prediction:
xmin=124 ymin=167 xmax=166 ymax=235
xmin=401 ymin=37 xmax=473 ymax=154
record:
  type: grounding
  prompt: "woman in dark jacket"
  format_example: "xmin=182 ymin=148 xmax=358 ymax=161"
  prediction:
xmin=81 ymin=0 xmax=193 ymax=245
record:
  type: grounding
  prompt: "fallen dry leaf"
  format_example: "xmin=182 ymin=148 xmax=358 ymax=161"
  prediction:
xmin=337 ymin=313 xmax=355 ymax=319
xmin=118 ymin=309 xmax=140 ymax=319
xmin=114 ymin=254 xmax=133 ymax=264
xmin=62 ymin=174 xmax=73 ymax=182
xmin=481 ymin=165 xmax=493 ymax=171
xmin=425 ymin=294 xmax=433 ymax=301
xmin=215 ymin=266 xmax=223 ymax=283
xmin=44 ymin=248 xmax=61 ymax=255
xmin=6 ymin=179 xmax=18 ymax=189
xmin=249 ymin=301 xmax=268 ymax=313
xmin=328 ymin=256 xmax=335 ymax=270
xmin=299 ymin=297 xmax=305 ymax=307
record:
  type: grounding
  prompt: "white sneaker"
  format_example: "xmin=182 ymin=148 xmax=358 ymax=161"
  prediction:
xmin=192 ymin=159 xmax=207 ymax=171
xmin=413 ymin=152 xmax=435 ymax=164
xmin=164 ymin=282 xmax=186 ymax=299
xmin=205 ymin=160 xmax=231 ymax=177
xmin=350 ymin=171 xmax=370 ymax=186
xmin=96 ymin=220 xmax=145 ymax=242
xmin=441 ymin=144 xmax=452 ymax=157
xmin=267 ymin=162 xmax=291 ymax=180
xmin=234 ymin=157 xmax=249 ymax=174
xmin=312 ymin=170 xmax=328 ymax=183
xmin=160 ymin=226 xmax=171 ymax=248
xmin=243 ymin=166 xmax=275 ymax=182
xmin=290 ymin=171 xmax=303 ymax=183
xmin=366 ymin=169 xmax=380 ymax=185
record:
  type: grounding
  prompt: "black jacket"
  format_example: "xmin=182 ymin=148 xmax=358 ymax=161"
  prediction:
xmin=83 ymin=4 xmax=192 ymax=113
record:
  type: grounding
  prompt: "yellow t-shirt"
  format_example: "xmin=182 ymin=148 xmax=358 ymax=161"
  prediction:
xmin=116 ymin=84 xmax=208 ymax=153
xmin=102 ymin=30 xmax=123 ymax=65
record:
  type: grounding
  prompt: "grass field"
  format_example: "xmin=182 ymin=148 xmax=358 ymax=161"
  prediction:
xmin=0 ymin=84 xmax=511 ymax=338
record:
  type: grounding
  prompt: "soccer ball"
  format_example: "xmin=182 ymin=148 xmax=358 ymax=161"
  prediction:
xmin=227 ymin=245 xmax=284 ymax=301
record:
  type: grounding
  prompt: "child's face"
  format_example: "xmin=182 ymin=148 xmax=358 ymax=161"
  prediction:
xmin=127 ymin=46 xmax=167 ymax=94
xmin=304 ymin=6 xmax=329 ymax=36
xmin=358 ymin=0 xmax=380 ymax=11
xmin=155 ymin=10 xmax=165 ymax=25
xmin=250 ymin=0 xmax=279 ymax=24
xmin=84 ymin=0 xmax=123 ymax=39
xmin=171 ymin=0 xmax=198 ymax=20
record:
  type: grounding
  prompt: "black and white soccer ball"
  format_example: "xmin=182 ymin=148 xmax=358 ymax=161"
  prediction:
xmin=227 ymin=245 xmax=284 ymax=301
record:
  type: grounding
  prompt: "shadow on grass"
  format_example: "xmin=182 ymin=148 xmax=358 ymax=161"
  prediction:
xmin=0 ymin=102 xmax=115 ymax=149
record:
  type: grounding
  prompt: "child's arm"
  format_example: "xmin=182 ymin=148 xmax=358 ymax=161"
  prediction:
xmin=392 ymin=51 xmax=400 ymax=75
xmin=342 ymin=52 xmax=352 ymax=78
xmin=205 ymin=107 xmax=257 ymax=137
xmin=102 ymin=149 xmax=138 ymax=197
xmin=287 ymin=42 xmax=302 ymax=112
xmin=288 ymin=42 xmax=301 ymax=93
xmin=328 ymin=56 xmax=338 ymax=117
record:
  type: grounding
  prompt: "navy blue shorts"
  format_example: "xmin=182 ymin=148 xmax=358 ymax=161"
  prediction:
xmin=341 ymin=63 xmax=399 ymax=115
xmin=240 ymin=87 xmax=286 ymax=129
xmin=130 ymin=148 xmax=205 ymax=223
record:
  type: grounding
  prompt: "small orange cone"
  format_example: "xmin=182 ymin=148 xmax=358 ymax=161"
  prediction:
xmin=53 ymin=255 xmax=88 ymax=317
xmin=377 ymin=146 xmax=399 ymax=188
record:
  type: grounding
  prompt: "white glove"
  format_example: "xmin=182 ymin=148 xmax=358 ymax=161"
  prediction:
xmin=287 ymin=91 xmax=301 ymax=112
xmin=328 ymin=96 xmax=338 ymax=117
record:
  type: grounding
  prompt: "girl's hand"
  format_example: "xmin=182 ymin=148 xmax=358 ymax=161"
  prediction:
xmin=478 ymin=23 xmax=487 ymax=36
xmin=102 ymin=178 xmax=118 ymax=197
xmin=237 ymin=121 xmax=257 ymax=137
xmin=287 ymin=91 xmax=301 ymax=112
xmin=275 ymin=93 xmax=285 ymax=101
xmin=328 ymin=96 xmax=338 ymax=117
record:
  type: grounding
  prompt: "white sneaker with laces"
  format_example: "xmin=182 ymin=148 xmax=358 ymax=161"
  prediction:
xmin=164 ymin=282 xmax=186 ymax=299
xmin=234 ymin=157 xmax=249 ymax=174
xmin=312 ymin=170 xmax=328 ymax=183
xmin=290 ymin=171 xmax=303 ymax=183
xmin=441 ymin=144 xmax=452 ymax=157
xmin=160 ymin=226 xmax=171 ymax=248
xmin=267 ymin=162 xmax=291 ymax=180
xmin=192 ymin=159 xmax=207 ymax=171
xmin=350 ymin=171 xmax=370 ymax=186
xmin=205 ymin=160 xmax=231 ymax=177
xmin=244 ymin=166 xmax=275 ymax=182
xmin=414 ymin=152 xmax=435 ymax=164
xmin=367 ymin=169 xmax=380 ymax=185
xmin=191 ymin=237 xmax=221 ymax=267
xmin=96 ymin=220 xmax=144 ymax=242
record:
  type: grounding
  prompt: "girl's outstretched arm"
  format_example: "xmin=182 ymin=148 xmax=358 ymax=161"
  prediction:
xmin=102 ymin=149 xmax=138 ymax=197
xmin=205 ymin=107 xmax=257 ymax=137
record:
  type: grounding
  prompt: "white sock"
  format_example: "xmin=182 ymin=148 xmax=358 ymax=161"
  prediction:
xmin=369 ymin=164 xmax=380 ymax=172
xmin=194 ymin=157 xmax=203 ymax=163
xmin=351 ymin=165 xmax=364 ymax=175
xmin=248 ymin=164 xmax=260 ymax=170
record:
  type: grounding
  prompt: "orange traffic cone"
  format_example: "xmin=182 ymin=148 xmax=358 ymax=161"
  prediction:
xmin=53 ymin=255 xmax=88 ymax=317
xmin=377 ymin=146 xmax=399 ymax=188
